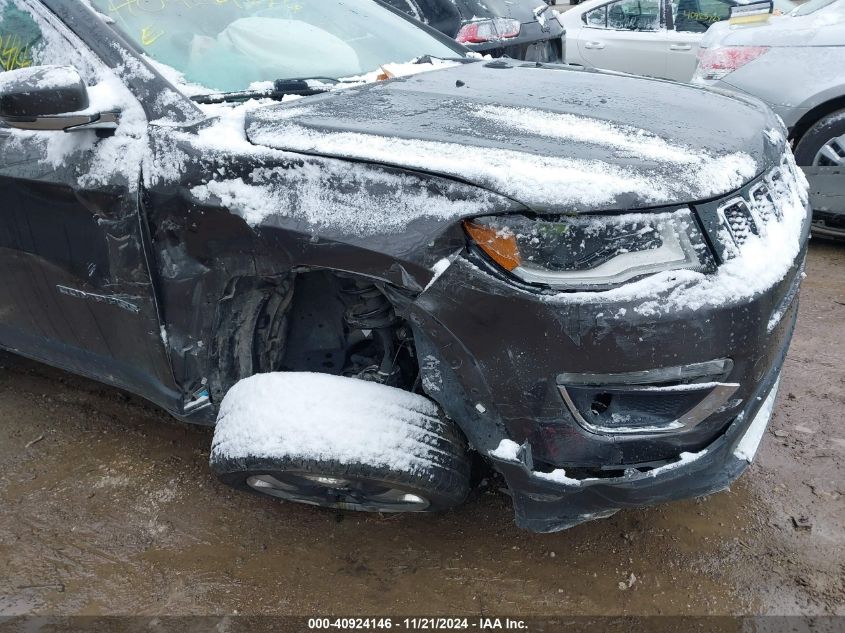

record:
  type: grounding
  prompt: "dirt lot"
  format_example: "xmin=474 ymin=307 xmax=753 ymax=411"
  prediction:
xmin=0 ymin=242 xmax=843 ymax=618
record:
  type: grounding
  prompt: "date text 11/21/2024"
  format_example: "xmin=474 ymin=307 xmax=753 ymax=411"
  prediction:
xmin=307 ymin=618 xmax=529 ymax=630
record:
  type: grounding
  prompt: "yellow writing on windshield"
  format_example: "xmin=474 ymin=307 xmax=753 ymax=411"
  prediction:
xmin=140 ymin=25 xmax=165 ymax=45
xmin=0 ymin=32 xmax=33 ymax=71
xmin=683 ymin=10 xmax=722 ymax=24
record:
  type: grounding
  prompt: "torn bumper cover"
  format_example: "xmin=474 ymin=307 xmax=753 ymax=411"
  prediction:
xmin=408 ymin=164 xmax=809 ymax=531
xmin=489 ymin=370 xmax=782 ymax=533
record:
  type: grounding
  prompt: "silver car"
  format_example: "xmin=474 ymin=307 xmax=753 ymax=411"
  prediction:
xmin=693 ymin=0 xmax=845 ymax=238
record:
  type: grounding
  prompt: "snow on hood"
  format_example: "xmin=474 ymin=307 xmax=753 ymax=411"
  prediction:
xmin=246 ymin=61 xmax=781 ymax=212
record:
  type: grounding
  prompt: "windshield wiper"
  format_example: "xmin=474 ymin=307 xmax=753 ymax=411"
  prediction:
xmin=414 ymin=55 xmax=470 ymax=64
xmin=191 ymin=77 xmax=337 ymax=105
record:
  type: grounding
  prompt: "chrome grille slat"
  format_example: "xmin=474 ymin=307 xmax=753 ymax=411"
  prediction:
xmin=717 ymin=157 xmax=802 ymax=255
xmin=718 ymin=197 xmax=758 ymax=246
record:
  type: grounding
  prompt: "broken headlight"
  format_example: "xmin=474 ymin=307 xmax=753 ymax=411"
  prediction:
xmin=464 ymin=209 xmax=712 ymax=291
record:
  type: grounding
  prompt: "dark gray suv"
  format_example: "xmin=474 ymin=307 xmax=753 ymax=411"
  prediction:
xmin=0 ymin=0 xmax=808 ymax=532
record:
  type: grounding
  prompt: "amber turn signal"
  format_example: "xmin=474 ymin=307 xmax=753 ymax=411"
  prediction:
xmin=463 ymin=220 xmax=521 ymax=271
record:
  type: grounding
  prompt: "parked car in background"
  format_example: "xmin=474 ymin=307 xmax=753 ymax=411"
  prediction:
xmin=559 ymin=0 xmax=794 ymax=81
xmin=694 ymin=0 xmax=845 ymax=239
xmin=380 ymin=0 xmax=565 ymax=62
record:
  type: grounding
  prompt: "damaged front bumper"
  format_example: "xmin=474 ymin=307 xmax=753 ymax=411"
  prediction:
xmin=410 ymin=245 xmax=802 ymax=532
xmin=488 ymin=369 xmax=782 ymax=532
xmin=408 ymin=163 xmax=809 ymax=532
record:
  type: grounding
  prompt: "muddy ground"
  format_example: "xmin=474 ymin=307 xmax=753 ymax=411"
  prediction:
xmin=0 ymin=242 xmax=843 ymax=618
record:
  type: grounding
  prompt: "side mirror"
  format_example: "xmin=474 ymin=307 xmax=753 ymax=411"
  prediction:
xmin=0 ymin=65 xmax=119 ymax=132
xmin=729 ymin=0 xmax=774 ymax=24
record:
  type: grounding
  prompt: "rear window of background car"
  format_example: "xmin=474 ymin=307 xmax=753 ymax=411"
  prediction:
xmin=584 ymin=0 xmax=660 ymax=30
xmin=672 ymin=0 xmax=731 ymax=32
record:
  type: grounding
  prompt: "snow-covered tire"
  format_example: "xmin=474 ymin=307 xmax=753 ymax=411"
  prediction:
xmin=210 ymin=372 xmax=471 ymax=512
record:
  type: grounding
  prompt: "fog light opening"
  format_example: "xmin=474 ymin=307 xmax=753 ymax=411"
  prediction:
xmin=557 ymin=361 xmax=741 ymax=435
xmin=590 ymin=393 xmax=613 ymax=416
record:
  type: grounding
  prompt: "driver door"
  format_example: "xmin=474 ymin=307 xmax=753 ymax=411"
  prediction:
xmin=0 ymin=1 xmax=175 ymax=402
xmin=578 ymin=0 xmax=668 ymax=78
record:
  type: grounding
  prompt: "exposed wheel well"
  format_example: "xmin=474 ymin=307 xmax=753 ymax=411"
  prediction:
xmin=209 ymin=275 xmax=294 ymax=405
xmin=210 ymin=270 xmax=422 ymax=404
xmin=207 ymin=270 xmax=484 ymax=483
xmin=789 ymin=96 xmax=845 ymax=153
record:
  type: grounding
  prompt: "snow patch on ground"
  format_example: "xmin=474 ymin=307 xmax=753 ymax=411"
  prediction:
xmin=211 ymin=372 xmax=443 ymax=473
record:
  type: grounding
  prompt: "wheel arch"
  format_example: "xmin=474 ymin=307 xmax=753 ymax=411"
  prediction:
xmin=789 ymin=94 xmax=845 ymax=151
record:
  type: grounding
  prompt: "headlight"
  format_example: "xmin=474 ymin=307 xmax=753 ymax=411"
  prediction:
xmin=464 ymin=209 xmax=713 ymax=291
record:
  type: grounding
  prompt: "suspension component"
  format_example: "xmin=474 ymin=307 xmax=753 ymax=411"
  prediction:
xmin=339 ymin=277 xmax=401 ymax=383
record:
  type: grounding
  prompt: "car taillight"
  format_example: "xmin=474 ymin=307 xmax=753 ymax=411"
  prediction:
xmin=456 ymin=18 xmax=521 ymax=44
xmin=694 ymin=45 xmax=769 ymax=81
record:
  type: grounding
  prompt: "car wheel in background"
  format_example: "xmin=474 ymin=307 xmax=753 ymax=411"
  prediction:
xmin=794 ymin=109 xmax=845 ymax=168
xmin=793 ymin=109 xmax=845 ymax=241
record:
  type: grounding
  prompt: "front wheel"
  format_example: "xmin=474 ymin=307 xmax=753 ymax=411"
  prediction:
xmin=210 ymin=372 xmax=471 ymax=513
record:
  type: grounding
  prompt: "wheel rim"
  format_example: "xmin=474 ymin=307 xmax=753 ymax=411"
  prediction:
xmin=813 ymin=133 xmax=845 ymax=167
xmin=245 ymin=473 xmax=431 ymax=512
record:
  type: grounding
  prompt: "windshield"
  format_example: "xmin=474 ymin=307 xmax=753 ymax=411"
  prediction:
xmin=90 ymin=0 xmax=464 ymax=93
xmin=791 ymin=0 xmax=840 ymax=15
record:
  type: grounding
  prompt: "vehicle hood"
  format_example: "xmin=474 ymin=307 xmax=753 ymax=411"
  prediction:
xmin=246 ymin=61 xmax=784 ymax=213
xmin=701 ymin=7 xmax=845 ymax=48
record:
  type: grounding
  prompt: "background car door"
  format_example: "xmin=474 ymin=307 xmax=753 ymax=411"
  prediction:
xmin=0 ymin=1 xmax=176 ymax=405
xmin=578 ymin=0 xmax=668 ymax=78
xmin=666 ymin=0 xmax=730 ymax=81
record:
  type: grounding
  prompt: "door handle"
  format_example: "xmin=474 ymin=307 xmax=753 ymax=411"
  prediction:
xmin=669 ymin=43 xmax=692 ymax=51
xmin=584 ymin=41 xmax=606 ymax=49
